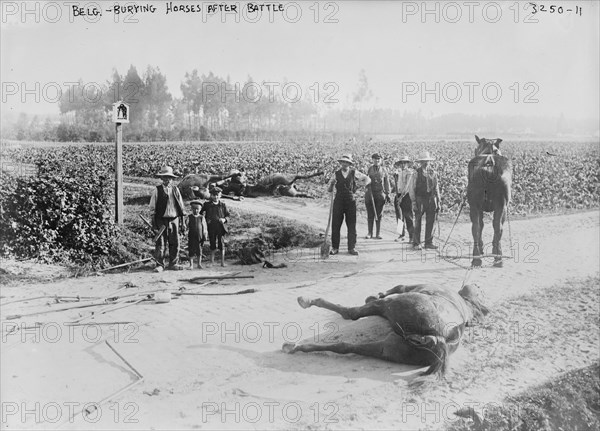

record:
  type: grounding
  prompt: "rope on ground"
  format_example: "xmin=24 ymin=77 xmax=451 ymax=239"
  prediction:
xmin=287 ymin=258 xmax=396 ymax=289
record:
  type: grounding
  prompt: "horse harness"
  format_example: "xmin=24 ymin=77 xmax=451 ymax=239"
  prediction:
xmin=391 ymin=291 xmax=467 ymax=352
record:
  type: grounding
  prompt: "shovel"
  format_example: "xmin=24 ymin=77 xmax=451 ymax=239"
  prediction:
xmin=139 ymin=214 xmax=166 ymax=243
xmin=320 ymin=190 xmax=335 ymax=258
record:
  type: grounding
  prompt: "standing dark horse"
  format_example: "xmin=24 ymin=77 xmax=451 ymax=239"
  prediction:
xmin=283 ymin=283 xmax=489 ymax=376
xmin=467 ymin=136 xmax=512 ymax=267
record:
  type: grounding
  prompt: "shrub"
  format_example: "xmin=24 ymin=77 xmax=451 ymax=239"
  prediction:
xmin=0 ymin=152 xmax=144 ymax=268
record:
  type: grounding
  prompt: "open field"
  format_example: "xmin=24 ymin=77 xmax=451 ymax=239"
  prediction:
xmin=3 ymin=138 xmax=599 ymax=216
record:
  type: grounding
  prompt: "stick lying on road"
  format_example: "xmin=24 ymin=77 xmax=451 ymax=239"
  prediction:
xmin=58 ymin=340 xmax=144 ymax=428
xmin=4 ymin=288 xmax=167 ymax=320
xmin=97 ymin=257 xmax=154 ymax=272
xmin=182 ymin=275 xmax=255 ymax=282
xmin=173 ymin=288 xmax=256 ymax=296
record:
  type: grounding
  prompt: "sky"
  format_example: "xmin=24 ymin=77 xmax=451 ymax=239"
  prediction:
xmin=1 ymin=0 xmax=599 ymax=120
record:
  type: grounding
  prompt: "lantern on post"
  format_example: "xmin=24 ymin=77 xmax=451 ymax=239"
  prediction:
xmin=113 ymin=101 xmax=129 ymax=224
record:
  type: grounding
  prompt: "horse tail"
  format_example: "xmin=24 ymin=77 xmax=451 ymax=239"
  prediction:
xmin=421 ymin=336 xmax=450 ymax=376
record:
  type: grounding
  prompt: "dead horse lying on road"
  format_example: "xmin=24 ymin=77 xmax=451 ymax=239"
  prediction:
xmin=282 ymin=284 xmax=489 ymax=376
xmin=222 ymin=171 xmax=324 ymax=197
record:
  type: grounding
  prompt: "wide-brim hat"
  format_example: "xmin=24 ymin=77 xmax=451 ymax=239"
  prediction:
xmin=337 ymin=154 xmax=354 ymax=165
xmin=156 ymin=166 xmax=178 ymax=178
xmin=396 ymin=155 xmax=411 ymax=164
xmin=190 ymin=200 xmax=203 ymax=206
xmin=371 ymin=153 xmax=382 ymax=160
xmin=416 ymin=151 xmax=435 ymax=162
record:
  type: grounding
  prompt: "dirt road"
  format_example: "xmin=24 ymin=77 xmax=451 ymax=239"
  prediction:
xmin=1 ymin=199 xmax=598 ymax=430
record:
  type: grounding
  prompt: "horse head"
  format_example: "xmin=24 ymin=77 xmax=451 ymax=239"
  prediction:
xmin=474 ymin=135 xmax=503 ymax=157
xmin=458 ymin=283 xmax=490 ymax=324
xmin=178 ymin=174 xmax=211 ymax=200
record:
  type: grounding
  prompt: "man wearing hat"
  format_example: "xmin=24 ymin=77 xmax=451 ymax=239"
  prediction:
xmin=327 ymin=154 xmax=371 ymax=255
xmin=149 ymin=166 xmax=186 ymax=271
xmin=364 ymin=153 xmax=391 ymax=240
xmin=392 ymin=156 xmax=415 ymax=242
xmin=408 ymin=151 xmax=441 ymax=250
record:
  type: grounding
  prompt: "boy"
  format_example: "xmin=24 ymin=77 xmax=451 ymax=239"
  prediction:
xmin=149 ymin=165 xmax=185 ymax=271
xmin=200 ymin=187 xmax=230 ymax=266
xmin=187 ymin=200 xmax=208 ymax=269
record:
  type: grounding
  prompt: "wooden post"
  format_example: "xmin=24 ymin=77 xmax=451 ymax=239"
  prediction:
xmin=115 ymin=122 xmax=123 ymax=224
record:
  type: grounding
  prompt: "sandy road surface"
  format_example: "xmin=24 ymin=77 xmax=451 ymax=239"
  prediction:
xmin=1 ymin=197 xmax=598 ymax=430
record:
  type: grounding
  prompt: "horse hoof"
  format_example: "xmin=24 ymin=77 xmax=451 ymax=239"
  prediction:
xmin=493 ymin=260 xmax=504 ymax=268
xmin=365 ymin=295 xmax=378 ymax=303
xmin=471 ymin=259 xmax=482 ymax=267
xmin=282 ymin=343 xmax=296 ymax=354
xmin=297 ymin=296 xmax=312 ymax=309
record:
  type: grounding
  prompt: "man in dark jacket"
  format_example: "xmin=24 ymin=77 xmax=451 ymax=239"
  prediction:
xmin=149 ymin=166 xmax=186 ymax=271
xmin=327 ymin=154 xmax=371 ymax=256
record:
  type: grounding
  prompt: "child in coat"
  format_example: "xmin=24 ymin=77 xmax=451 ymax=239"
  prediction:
xmin=200 ymin=187 xmax=230 ymax=266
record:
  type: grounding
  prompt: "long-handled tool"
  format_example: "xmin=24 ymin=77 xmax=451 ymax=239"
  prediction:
xmin=320 ymin=190 xmax=335 ymax=258
xmin=370 ymin=191 xmax=378 ymax=222
xmin=395 ymin=192 xmax=406 ymax=238
xmin=139 ymin=214 xmax=166 ymax=268
xmin=139 ymin=214 xmax=166 ymax=243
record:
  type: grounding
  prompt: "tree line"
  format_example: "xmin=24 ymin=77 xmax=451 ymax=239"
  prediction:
xmin=2 ymin=65 xmax=596 ymax=142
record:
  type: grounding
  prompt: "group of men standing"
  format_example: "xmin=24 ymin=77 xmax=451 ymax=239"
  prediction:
xmin=328 ymin=151 xmax=440 ymax=255
xmin=149 ymin=151 xmax=441 ymax=269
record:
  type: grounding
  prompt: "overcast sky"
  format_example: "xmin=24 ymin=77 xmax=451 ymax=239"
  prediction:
xmin=2 ymin=1 xmax=599 ymax=119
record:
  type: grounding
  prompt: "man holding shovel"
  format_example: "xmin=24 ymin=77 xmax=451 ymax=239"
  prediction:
xmin=364 ymin=153 xmax=391 ymax=240
xmin=149 ymin=166 xmax=186 ymax=271
xmin=327 ymin=154 xmax=371 ymax=256
xmin=392 ymin=156 xmax=415 ymax=242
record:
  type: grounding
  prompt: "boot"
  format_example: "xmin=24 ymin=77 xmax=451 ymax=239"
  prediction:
xmin=375 ymin=221 xmax=382 ymax=239
xmin=366 ymin=219 xmax=374 ymax=239
xmin=210 ymin=250 xmax=216 ymax=265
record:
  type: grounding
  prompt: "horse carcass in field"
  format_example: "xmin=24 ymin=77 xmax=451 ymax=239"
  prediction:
xmin=283 ymin=284 xmax=489 ymax=376
xmin=467 ymin=135 xmax=513 ymax=267
xmin=178 ymin=172 xmax=242 ymax=200
xmin=221 ymin=171 xmax=324 ymax=198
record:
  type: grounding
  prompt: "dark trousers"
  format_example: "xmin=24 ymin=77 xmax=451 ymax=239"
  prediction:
xmin=413 ymin=195 xmax=436 ymax=246
xmin=395 ymin=194 xmax=414 ymax=238
xmin=331 ymin=198 xmax=357 ymax=251
xmin=155 ymin=217 xmax=180 ymax=267
xmin=207 ymin=222 xmax=226 ymax=251
xmin=365 ymin=190 xmax=385 ymax=235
